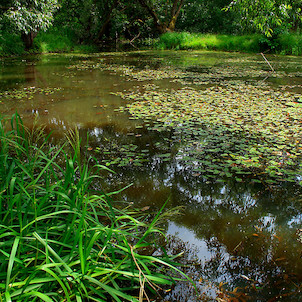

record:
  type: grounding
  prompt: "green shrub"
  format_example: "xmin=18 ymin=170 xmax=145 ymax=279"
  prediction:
xmin=277 ymin=33 xmax=302 ymax=55
xmin=156 ymin=32 xmax=191 ymax=50
xmin=157 ymin=31 xmax=302 ymax=55
xmin=0 ymin=31 xmax=25 ymax=56
xmin=34 ymin=29 xmax=75 ymax=53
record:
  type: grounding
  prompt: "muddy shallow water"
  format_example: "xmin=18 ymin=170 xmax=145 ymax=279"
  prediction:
xmin=1 ymin=51 xmax=302 ymax=301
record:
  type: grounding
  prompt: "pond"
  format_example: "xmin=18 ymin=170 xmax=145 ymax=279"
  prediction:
xmin=1 ymin=50 xmax=302 ymax=301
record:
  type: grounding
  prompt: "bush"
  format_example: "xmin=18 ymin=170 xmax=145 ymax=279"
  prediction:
xmin=156 ymin=32 xmax=191 ymax=50
xmin=0 ymin=31 xmax=25 ymax=56
xmin=276 ymin=33 xmax=302 ymax=55
xmin=156 ymin=31 xmax=302 ymax=55
xmin=34 ymin=29 xmax=76 ymax=53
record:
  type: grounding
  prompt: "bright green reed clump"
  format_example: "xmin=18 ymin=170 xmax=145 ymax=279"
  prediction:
xmin=156 ymin=32 xmax=302 ymax=55
xmin=156 ymin=32 xmax=263 ymax=53
xmin=0 ymin=114 xmax=188 ymax=301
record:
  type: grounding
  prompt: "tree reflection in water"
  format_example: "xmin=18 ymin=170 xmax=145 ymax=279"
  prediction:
xmin=85 ymin=125 xmax=302 ymax=301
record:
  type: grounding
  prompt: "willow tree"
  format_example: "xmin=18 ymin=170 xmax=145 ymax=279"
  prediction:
xmin=1 ymin=0 xmax=59 ymax=49
xmin=136 ymin=0 xmax=185 ymax=33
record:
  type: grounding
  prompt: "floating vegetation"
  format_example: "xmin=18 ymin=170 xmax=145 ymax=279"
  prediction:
xmin=0 ymin=86 xmax=62 ymax=101
xmin=67 ymin=57 xmax=288 ymax=84
xmin=52 ymin=71 xmax=76 ymax=78
xmin=97 ymin=142 xmax=151 ymax=167
xmin=117 ymin=83 xmax=302 ymax=185
xmin=66 ymin=53 xmax=302 ymax=185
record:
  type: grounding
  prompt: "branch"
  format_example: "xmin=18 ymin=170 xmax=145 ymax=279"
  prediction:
xmin=136 ymin=0 xmax=161 ymax=26
xmin=171 ymin=0 xmax=184 ymax=19
xmin=96 ymin=0 xmax=119 ymax=41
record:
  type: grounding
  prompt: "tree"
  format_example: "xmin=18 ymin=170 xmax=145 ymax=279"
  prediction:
xmin=136 ymin=0 xmax=185 ymax=33
xmin=1 ymin=0 xmax=59 ymax=49
xmin=225 ymin=0 xmax=302 ymax=36
xmin=177 ymin=0 xmax=241 ymax=34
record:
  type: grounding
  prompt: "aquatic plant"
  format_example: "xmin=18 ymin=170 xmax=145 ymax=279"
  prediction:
xmin=0 ymin=114 xmax=191 ymax=301
xmin=0 ymin=87 xmax=62 ymax=101
xmin=68 ymin=53 xmax=302 ymax=185
xmin=116 ymin=83 xmax=302 ymax=185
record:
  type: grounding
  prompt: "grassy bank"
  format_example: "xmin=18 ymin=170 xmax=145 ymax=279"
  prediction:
xmin=0 ymin=114 xmax=189 ymax=301
xmin=34 ymin=29 xmax=98 ymax=54
xmin=0 ymin=29 xmax=97 ymax=56
xmin=156 ymin=32 xmax=302 ymax=55
xmin=2 ymin=29 xmax=301 ymax=56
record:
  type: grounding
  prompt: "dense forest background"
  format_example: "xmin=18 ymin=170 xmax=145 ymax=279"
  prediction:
xmin=0 ymin=0 xmax=301 ymax=54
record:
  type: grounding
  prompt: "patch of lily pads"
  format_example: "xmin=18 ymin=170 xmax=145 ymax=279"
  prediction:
xmin=0 ymin=86 xmax=62 ymax=102
xmin=116 ymin=83 xmax=302 ymax=185
xmin=91 ymin=123 xmax=175 ymax=169
xmin=68 ymin=53 xmax=302 ymax=185
xmin=67 ymin=57 xmax=290 ymax=85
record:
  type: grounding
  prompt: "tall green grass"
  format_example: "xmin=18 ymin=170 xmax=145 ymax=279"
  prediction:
xmin=156 ymin=31 xmax=302 ymax=55
xmin=0 ymin=114 xmax=191 ymax=301
xmin=34 ymin=29 xmax=98 ymax=54
xmin=276 ymin=33 xmax=302 ymax=55
xmin=156 ymin=32 xmax=265 ymax=52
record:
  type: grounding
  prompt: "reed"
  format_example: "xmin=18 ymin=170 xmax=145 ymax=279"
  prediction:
xmin=156 ymin=32 xmax=264 ymax=52
xmin=0 ymin=114 xmax=191 ymax=301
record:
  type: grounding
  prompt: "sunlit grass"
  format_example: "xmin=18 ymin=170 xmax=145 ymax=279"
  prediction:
xmin=157 ymin=32 xmax=263 ymax=52
xmin=276 ymin=33 xmax=302 ymax=55
xmin=157 ymin=32 xmax=302 ymax=54
xmin=0 ymin=114 xmax=191 ymax=301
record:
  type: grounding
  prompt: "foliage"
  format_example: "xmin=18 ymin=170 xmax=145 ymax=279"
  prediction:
xmin=1 ymin=0 xmax=59 ymax=34
xmin=155 ymin=31 xmax=302 ymax=54
xmin=276 ymin=32 xmax=302 ymax=55
xmin=33 ymin=29 xmax=76 ymax=53
xmin=225 ymin=0 xmax=302 ymax=37
xmin=0 ymin=31 xmax=24 ymax=55
xmin=0 ymin=0 xmax=302 ymax=53
xmin=0 ymin=114 xmax=191 ymax=301
xmin=177 ymin=0 xmax=241 ymax=34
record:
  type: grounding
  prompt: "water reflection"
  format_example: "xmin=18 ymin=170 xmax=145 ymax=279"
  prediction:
xmin=84 ymin=122 xmax=302 ymax=300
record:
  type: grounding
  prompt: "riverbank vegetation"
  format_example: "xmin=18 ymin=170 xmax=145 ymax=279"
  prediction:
xmin=0 ymin=114 xmax=190 ymax=301
xmin=156 ymin=32 xmax=302 ymax=55
xmin=0 ymin=0 xmax=301 ymax=56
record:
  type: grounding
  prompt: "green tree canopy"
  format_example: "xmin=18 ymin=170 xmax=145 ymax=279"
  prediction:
xmin=1 ymin=0 xmax=59 ymax=49
xmin=2 ymin=0 xmax=59 ymax=33
xmin=226 ymin=0 xmax=302 ymax=36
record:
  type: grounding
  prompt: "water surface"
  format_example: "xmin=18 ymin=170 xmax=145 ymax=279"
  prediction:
xmin=1 ymin=51 xmax=302 ymax=301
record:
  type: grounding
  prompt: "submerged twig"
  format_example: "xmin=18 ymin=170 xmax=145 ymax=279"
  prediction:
xmin=260 ymin=52 xmax=275 ymax=73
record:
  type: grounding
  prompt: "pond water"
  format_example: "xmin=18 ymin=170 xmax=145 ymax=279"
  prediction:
xmin=1 ymin=50 xmax=302 ymax=301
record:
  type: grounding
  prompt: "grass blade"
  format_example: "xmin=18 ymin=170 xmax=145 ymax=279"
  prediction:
xmin=6 ymin=236 xmax=20 ymax=291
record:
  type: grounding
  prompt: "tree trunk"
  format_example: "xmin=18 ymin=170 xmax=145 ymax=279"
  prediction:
xmin=137 ymin=0 xmax=164 ymax=32
xmin=167 ymin=0 xmax=184 ymax=31
xmin=21 ymin=31 xmax=38 ymax=50
xmin=137 ymin=0 xmax=185 ymax=34
xmin=96 ymin=0 xmax=119 ymax=41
